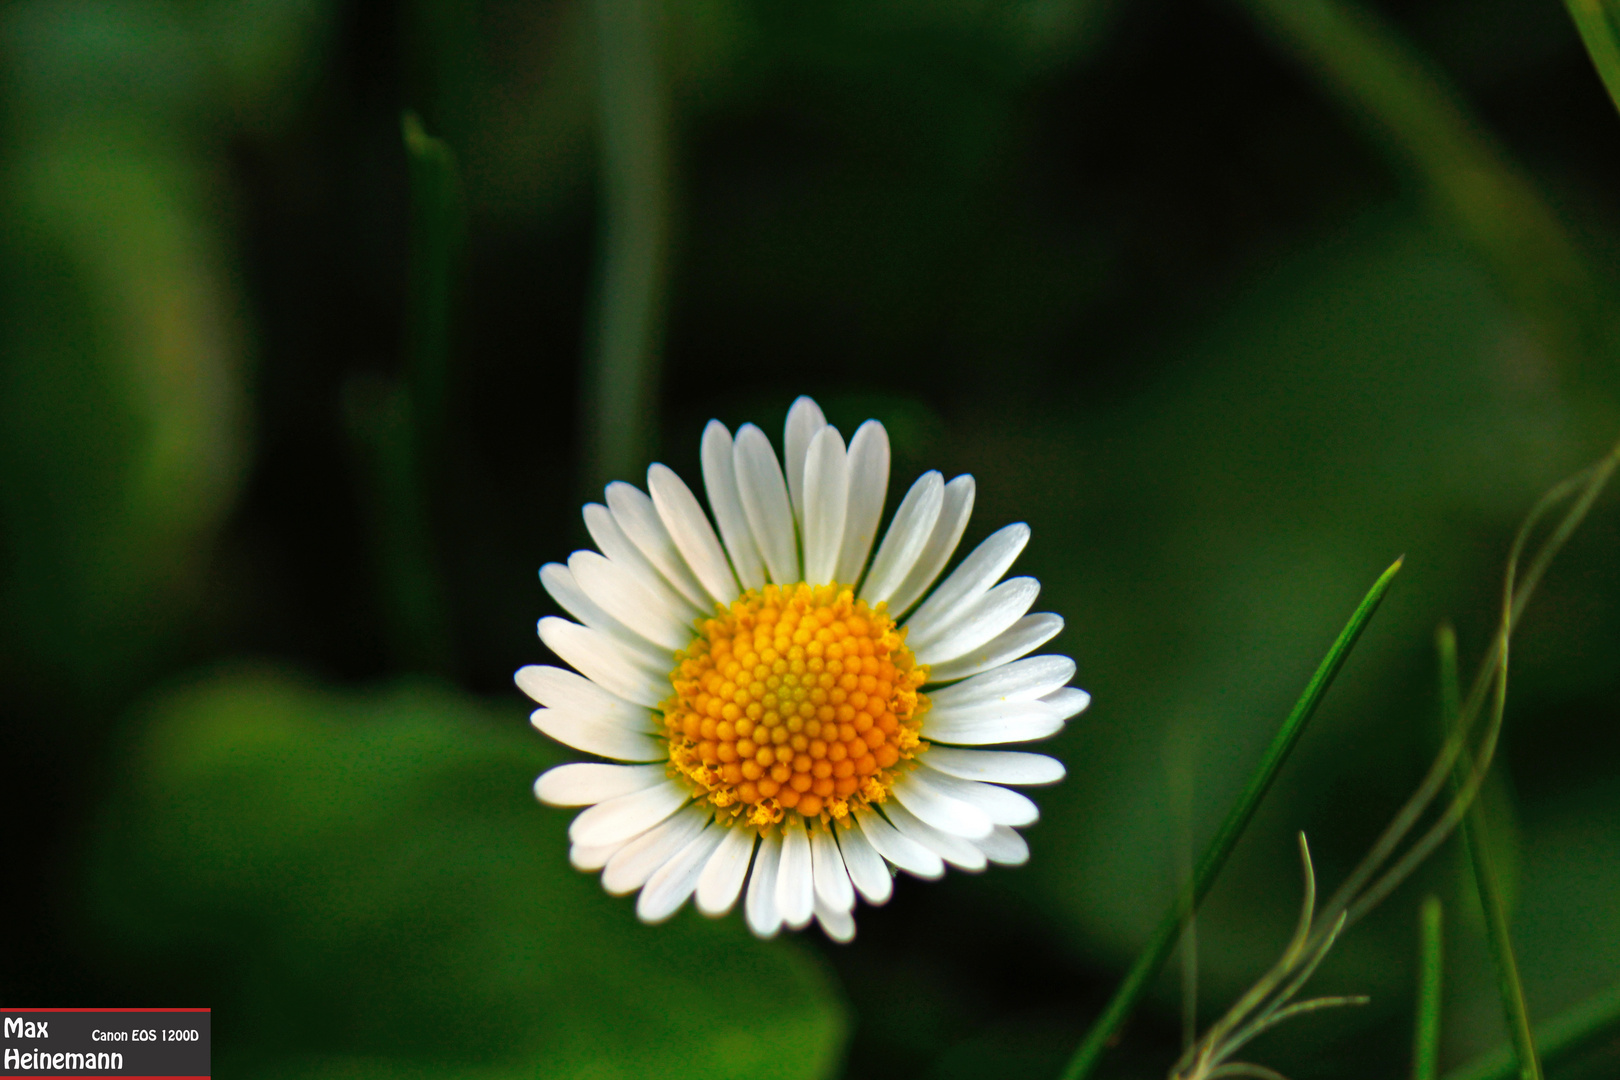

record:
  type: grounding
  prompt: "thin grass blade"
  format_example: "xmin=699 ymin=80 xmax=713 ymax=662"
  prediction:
xmin=1414 ymin=894 xmax=1444 ymax=1080
xmin=1563 ymin=0 xmax=1620 ymax=118
xmin=1446 ymin=651 xmax=1543 ymax=1080
xmin=1060 ymin=558 xmax=1403 ymax=1080
xmin=582 ymin=0 xmax=672 ymax=490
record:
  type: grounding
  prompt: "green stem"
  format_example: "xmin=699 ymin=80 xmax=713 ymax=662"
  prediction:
xmin=402 ymin=111 xmax=463 ymax=493
xmin=583 ymin=0 xmax=671 ymax=490
xmin=341 ymin=114 xmax=461 ymax=674
xmin=1059 ymin=557 xmax=1403 ymax=1080
xmin=1563 ymin=0 xmax=1620 ymax=120
xmin=1442 ymin=981 xmax=1620 ymax=1080
xmin=342 ymin=376 xmax=453 ymax=672
xmin=1458 ymin=809 xmax=1541 ymax=1080
xmin=1442 ymin=647 xmax=1542 ymax=1080
xmin=1415 ymin=894 xmax=1444 ymax=1080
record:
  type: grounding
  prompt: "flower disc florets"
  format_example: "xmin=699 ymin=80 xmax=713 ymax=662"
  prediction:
xmin=664 ymin=583 xmax=928 ymax=827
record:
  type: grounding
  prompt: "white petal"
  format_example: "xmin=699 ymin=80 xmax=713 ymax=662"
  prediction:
xmin=921 ymin=747 xmax=1066 ymax=786
xmin=582 ymin=503 xmax=702 ymax=621
xmin=913 ymin=577 xmax=1041 ymax=668
xmin=905 ymin=523 xmax=1030 ymax=647
xmin=927 ymin=655 xmax=1075 ymax=707
xmin=569 ymin=550 xmax=690 ymax=651
xmin=810 ymin=826 xmax=856 ymax=913
xmin=784 ymin=395 xmax=827 ymax=527
xmin=733 ymin=424 xmax=801 ymax=585
xmin=1041 ymin=687 xmax=1092 ymax=720
xmin=648 ymin=463 xmax=739 ymax=606
xmin=537 ymin=618 xmax=668 ymax=709
xmin=801 ymin=426 xmax=849 ymax=586
xmin=854 ymin=805 xmax=945 ymax=880
xmin=814 ymin=894 xmax=857 ymax=943
xmin=570 ymin=842 xmax=621 ymax=871
xmin=515 ymin=665 xmax=656 ymax=724
xmin=925 ymin=613 xmax=1065 ymax=683
xmin=745 ymin=829 xmax=784 ymax=938
xmin=975 ymin=825 xmax=1030 ymax=866
xmin=701 ymin=422 xmax=766 ymax=591
xmin=568 ymin=780 xmax=690 ymax=848
xmin=638 ymin=823 xmax=727 ymax=923
xmin=883 ymin=801 xmax=988 ymax=872
xmin=606 ymin=481 xmax=712 ymax=612
xmin=540 ymin=563 xmax=672 ymax=670
xmin=531 ymin=709 xmax=664 ymax=762
xmin=835 ymin=823 xmax=894 ymax=905
xmin=886 ymin=475 xmax=975 ymax=618
xmin=920 ymin=699 xmax=1068 ymax=746
xmin=696 ymin=825 xmax=757 ymax=916
xmin=776 ymin=818 xmax=815 ymax=929
xmin=859 ymin=472 xmax=944 ymax=607
xmin=835 ymin=420 xmax=891 ymax=585
xmin=534 ymin=762 xmax=668 ymax=806
xmin=602 ymin=806 xmax=709 ymax=895
xmin=915 ymin=764 xmax=1039 ymax=826
xmin=892 ymin=768 xmax=995 ymax=839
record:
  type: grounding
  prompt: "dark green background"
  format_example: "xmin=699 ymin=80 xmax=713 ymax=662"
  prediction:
xmin=2 ymin=0 xmax=1618 ymax=1077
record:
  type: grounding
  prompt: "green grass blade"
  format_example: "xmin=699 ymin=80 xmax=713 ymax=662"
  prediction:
xmin=1059 ymin=557 xmax=1404 ymax=1080
xmin=1443 ymin=981 xmax=1620 ymax=1080
xmin=1442 ymin=631 xmax=1542 ymax=1080
xmin=1564 ymin=0 xmax=1620 ymax=118
xmin=1455 ymin=767 xmax=1543 ymax=1080
xmin=583 ymin=0 xmax=671 ymax=491
xmin=342 ymin=377 xmax=453 ymax=672
xmin=401 ymin=110 xmax=463 ymax=487
xmin=1413 ymin=895 xmax=1444 ymax=1080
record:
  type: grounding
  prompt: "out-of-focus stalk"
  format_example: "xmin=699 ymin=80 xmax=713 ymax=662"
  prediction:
xmin=1444 ymin=981 xmax=1620 ymax=1080
xmin=583 ymin=0 xmax=671 ymax=491
xmin=1440 ymin=628 xmax=1542 ymax=1080
xmin=1563 ymin=0 xmax=1620 ymax=119
xmin=1414 ymin=895 xmax=1444 ymax=1080
xmin=342 ymin=115 xmax=462 ymax=675
xmin=403 ymin=111 xmax=463 ymax=492
xmin=1233 ymin=0 xmax=1610 ymax=383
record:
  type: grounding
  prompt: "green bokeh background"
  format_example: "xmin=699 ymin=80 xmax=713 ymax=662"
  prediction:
xmin=2 ymin=0 xmax=1618 ymax=1077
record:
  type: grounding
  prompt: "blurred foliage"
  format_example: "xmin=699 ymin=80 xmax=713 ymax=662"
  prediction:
xmin=3 ymin=0 xmax=1620 ymax=1077
xmin=0 ymin=127 xmax=248 ymax=702
xmin=86 ymin=668 xmax=847 ymax=1078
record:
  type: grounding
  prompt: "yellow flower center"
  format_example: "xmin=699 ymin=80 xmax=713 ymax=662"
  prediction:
xmin=663 ymin=583 xmax=928 ymax=828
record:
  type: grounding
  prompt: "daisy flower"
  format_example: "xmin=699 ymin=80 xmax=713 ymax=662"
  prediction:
xmin=519 ymin=396 xmax=1088 ymax=941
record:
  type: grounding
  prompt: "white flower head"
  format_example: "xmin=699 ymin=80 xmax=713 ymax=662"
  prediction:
xmin=519 ymin=396 xmax=1089 ymax=941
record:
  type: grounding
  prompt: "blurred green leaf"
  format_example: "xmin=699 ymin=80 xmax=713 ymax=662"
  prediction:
xmin=85 ymin=668 xmax=848 ymax=1079
xmin=1234 ymin=0 xmax=1615 ymax=405
xmin=1 ymin=0 xmax=332 ymax=134
xmin=1563 ymin=0 xmax=1620 ymax=120
xmin=0 ymin=128 xmax=249 ymax=701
